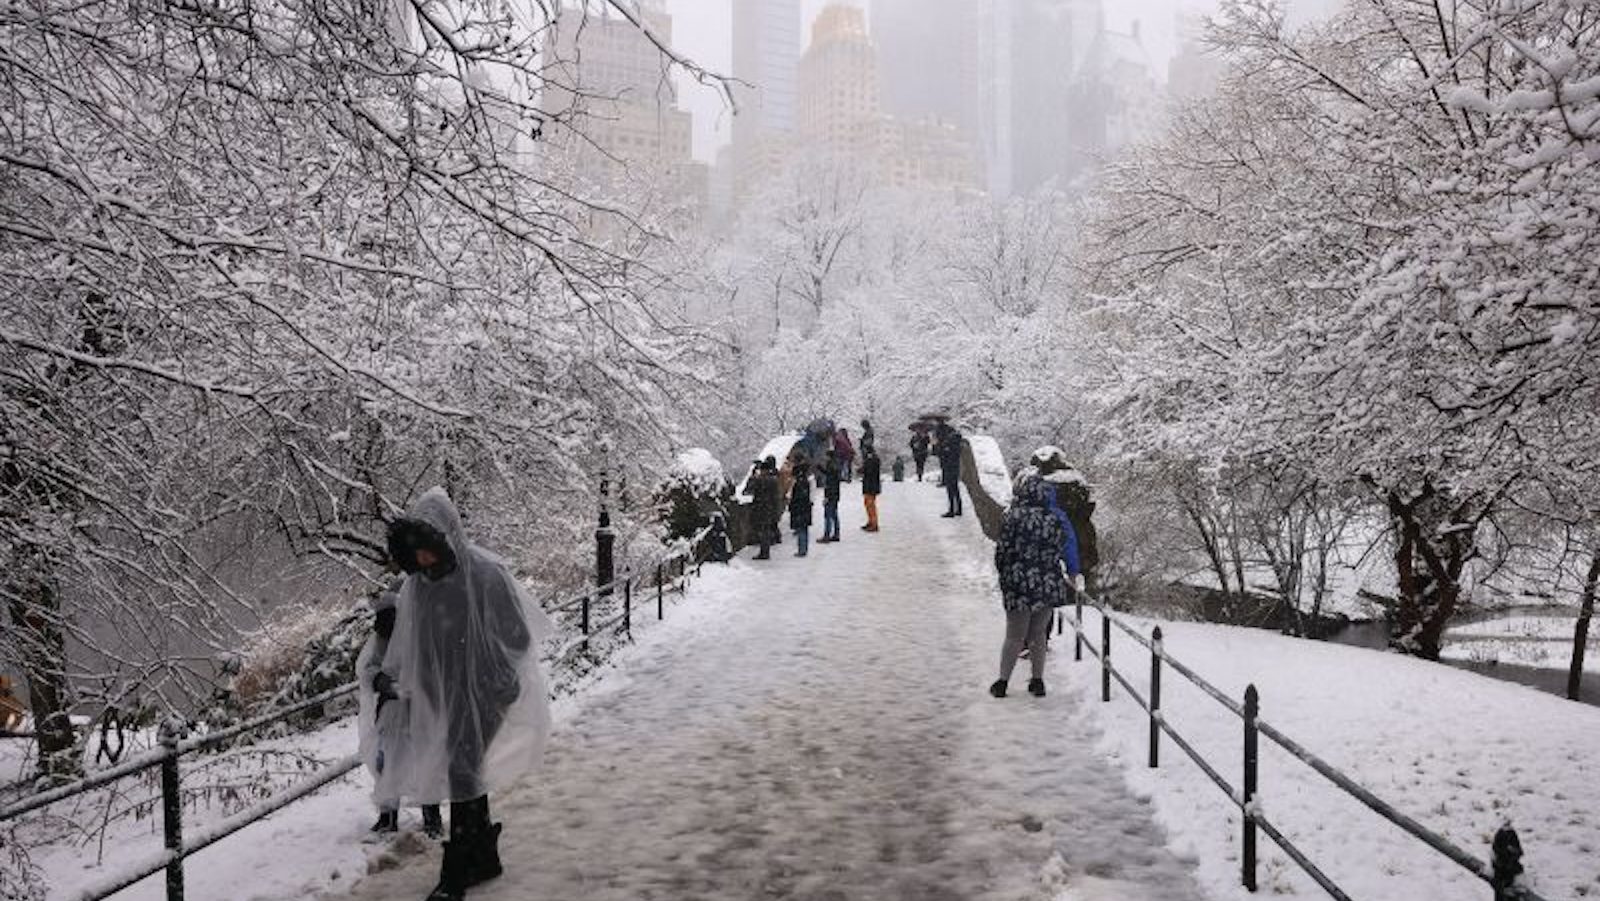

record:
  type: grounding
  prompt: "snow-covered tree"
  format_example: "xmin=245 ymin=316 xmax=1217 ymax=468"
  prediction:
xmin=0 ymin=0 xmax=730 ymax=778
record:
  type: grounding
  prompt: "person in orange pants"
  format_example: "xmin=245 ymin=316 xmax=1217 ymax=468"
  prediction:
xmin=860 ymin=448 xmax=882 ymax=532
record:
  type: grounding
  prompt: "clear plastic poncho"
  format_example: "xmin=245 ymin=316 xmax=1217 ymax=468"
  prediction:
xmin=356 ymin=581 xmax=406 ymax=806
xmin=373 ymin=488 xmax=554 ymax=805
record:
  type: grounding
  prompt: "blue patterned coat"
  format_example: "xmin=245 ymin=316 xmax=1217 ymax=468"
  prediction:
xmin=995 ymin=476 xmax=1072 ymax=612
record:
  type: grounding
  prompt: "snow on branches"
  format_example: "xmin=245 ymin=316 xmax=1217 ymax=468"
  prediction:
xmin=1080 ymin=0 xmax=1600 ymax=657
xmin=0 ymin=0 xmax=730 ymax=776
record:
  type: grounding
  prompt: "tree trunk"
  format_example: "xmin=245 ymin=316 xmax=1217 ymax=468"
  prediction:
xmin=1567 ymin=548 xmax=1600 ymax=702
xmin=1387 ymin=486 xmax=1472 ymax=661
xmin=8 ymin=565 xmax=79 ymax=781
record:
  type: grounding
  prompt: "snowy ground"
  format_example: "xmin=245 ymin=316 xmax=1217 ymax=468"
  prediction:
xmin=1007 ymin=604 xmax=1600 ymax=899
xmin=331 ymin=480 xmax=1204 ymax=901
xmin=1442 ymin=614 xmax=1596 ymax=673
xmin=20 ymin=478 xmax=1590 ymax=901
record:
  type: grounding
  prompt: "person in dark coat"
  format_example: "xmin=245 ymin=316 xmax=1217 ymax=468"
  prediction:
xmin=742 ymin=460 xmax=779 ymax=560
xmin=910 ymin=431 xmax=930 ymax=481
xmin=1050 ymin=478 xmax=1099 ymax=593
xmin=990 ymin=475 xmax=1078 ymax=699
xmin=789 ymin=460 xmax=814 ymax=556
xmin=860 ymin=448 xmax=882 ymax=532
xmin=833 ymin=428 xmax=856 ymax=482
xmin=937 ymin=424 xmax=964 ymax=517
xmin=818 ymin=450 xmax=843 ymax=543
xmin=859 ymin=419 xmax=876 ymax=456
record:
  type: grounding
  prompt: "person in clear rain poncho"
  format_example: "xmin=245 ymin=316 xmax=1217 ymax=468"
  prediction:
xmin=379 ymin=488 xmax=553 ymax=901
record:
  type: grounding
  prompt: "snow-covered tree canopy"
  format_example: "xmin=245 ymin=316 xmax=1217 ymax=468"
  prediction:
xmin=1077 ymin=0 xmax=1600 ymax=656
xmin=0 ymin=0 xmax=730 ymax=774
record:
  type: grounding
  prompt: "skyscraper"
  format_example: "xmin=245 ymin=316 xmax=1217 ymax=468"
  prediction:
xmin=797 ymin=4 xmax=880 ymax=153
xmin=543 ymin=4 xmax=701 ymax=206
xmin=1006 ymin=0 xmax=1105 ymax=195
xmin=730 ymin=0 xmax=802 ymax=198
xmin=869 ymin=0 xmax=980 ymax=133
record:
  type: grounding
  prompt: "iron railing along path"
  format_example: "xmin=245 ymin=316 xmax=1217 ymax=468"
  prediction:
xmin=1060 ymin=589 xmax=1550 ymax=901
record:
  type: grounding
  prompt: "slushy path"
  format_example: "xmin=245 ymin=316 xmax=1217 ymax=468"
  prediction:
xmin=334 ymin=479 xmax=1204 ymax=901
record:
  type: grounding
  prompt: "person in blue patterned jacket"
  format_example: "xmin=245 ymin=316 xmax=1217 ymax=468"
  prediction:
xmin=990 ymin=474 xmax=1081 ymax=698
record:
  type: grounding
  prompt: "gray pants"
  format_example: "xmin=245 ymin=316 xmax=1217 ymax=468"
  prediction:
xmin=999 ymin=607 xmax=1053 ymax=681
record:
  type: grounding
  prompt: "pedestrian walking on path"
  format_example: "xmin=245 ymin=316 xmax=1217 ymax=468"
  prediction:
xmin=819 ymin=450 xmax=843 ymax=543
xmin=990 ymin=475 xmax=1075 ymax=699
xmin=789 ymin=460 xmax=814 ymax=556
xmin=937 ymin=424 xmax=964 ymax=518
xmin=910 ymin=429 xmax=930 ymax=481
xmin=381 ymin=489 xmax=554 ymax=901
xmin=859 ymin=418 xmax=876 ymax=457
xmin=860 ymin=448 xmax=882 ymax=532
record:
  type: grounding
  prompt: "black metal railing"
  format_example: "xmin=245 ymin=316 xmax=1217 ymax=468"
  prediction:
xmin=1 ymin=535 xmax=716 ymax=901
xmin=1062 ymin=590 xmax=1550 ymax=901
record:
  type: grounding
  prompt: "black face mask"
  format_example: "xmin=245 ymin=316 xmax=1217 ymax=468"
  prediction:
xmin=386 ymin=518 xmax=459 ymax=580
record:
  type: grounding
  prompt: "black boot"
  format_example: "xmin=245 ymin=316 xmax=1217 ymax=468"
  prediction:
xmin=989 ymin=679 xmax=1008 ymax=698
xmin=465 ymin=822 xmax=504 ymax=887
xmin=422 ymin=805 xmax=444 ymax=839
xmin=425 ymin=840 xmax=471 ymax=901
xmin=1028 ymin=678 xmax=1047 ymax=697
xmin=371 ymin=809 xmax=399 ymax=834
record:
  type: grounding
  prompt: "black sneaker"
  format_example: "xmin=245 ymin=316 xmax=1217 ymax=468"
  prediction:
xmin=989 ymin=679 xmax=1008 ymax=698
xmin=1028 ymin=678 xmax=1046 ymax=697
xmin=941 ymin=512 xmax=957 ymax=518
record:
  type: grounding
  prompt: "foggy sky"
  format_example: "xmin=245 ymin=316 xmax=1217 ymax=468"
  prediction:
xmin=663 ymin=0 xmax=1223 ymax=162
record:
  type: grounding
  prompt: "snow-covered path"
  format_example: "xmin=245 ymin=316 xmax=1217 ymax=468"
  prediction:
xmin=334 ymin=481 xmax=1203 ymax=901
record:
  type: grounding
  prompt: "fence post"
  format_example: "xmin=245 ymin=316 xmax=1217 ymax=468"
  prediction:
xmin=596 ymin=471 xmax=615 ymax=602
xmin=1149 ymin=626 xmax=1163 ymax=769
xmin=623 ymin=568 xmax=632 ymax=637
xmin=158 ymin=718 xmax=186 ymax=901
xmin=1492 ymin=825 xmax=1524 ymax=901
xmin=1243 ymin=684 xmax=1259 ymax=893
xmin=581 ymin=590 xmax=590 ymax=654
xmin=1074 ymin=593 xmax=1084 ymax=661
xmin=1101 ymin=610 xmax=1112 ymax=703
xmin=656 ymin=562 xmax=664 ymax=621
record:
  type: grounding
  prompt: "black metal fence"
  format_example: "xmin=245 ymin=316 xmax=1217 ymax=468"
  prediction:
xmin=1061 ymin=590 xmax=1551 ymax=901
xmin=0 ymin=537 xmax=715 ymax=901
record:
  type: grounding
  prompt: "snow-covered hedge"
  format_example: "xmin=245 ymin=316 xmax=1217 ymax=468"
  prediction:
xmin=654 ymin=448 xmax=734 ymax=542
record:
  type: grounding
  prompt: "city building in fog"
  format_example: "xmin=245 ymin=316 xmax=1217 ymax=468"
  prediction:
xmin=870 ymin=0 xmax=982 ymax=137
xmin=1168 ymin=11 xmax=1224 ymax=102
xmin=730 ymin=0 xmax=802 ymax=198
xmin=544 ymin=4 xmax=705 ymax=212
xmin=797 ymin=5 xmax=880 ymax=153
xmin=795 ymin=3 xmax=980 ymax=194
xmin=1005 ymin=0 xmax=1106 ymax=195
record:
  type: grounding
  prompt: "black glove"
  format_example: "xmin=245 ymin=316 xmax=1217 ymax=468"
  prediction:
xmin=372 ymin=671 xmax=397 ymax=699
xmin=372 ymin=672 xmax=398 ymax=721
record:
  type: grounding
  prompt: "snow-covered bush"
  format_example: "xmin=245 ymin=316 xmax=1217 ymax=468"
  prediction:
xmin=207 ymin=596 xmax=370 ymax=731
xmin=653 ymin=449 xmax=734 ymax=542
